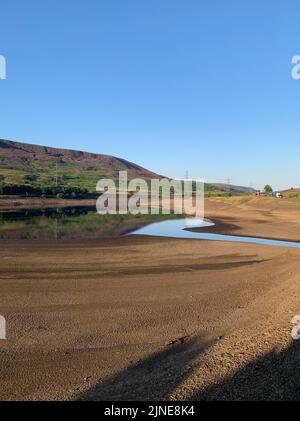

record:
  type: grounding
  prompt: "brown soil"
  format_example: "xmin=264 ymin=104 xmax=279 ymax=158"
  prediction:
xmin=0 ymin=196 xmax=300 ymax=400
xmin=0 ymin=196 xmax=97 ymax=210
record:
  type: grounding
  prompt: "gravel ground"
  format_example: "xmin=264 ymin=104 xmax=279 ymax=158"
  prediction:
xmin=0 ymin=197 xmax=300 ymax=400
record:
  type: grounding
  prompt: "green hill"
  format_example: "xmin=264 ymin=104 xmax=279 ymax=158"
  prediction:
xmin=0 ymin=139 xmax=162 ymax=196
xmin=0 ymin=139 xmax=254 ymax=198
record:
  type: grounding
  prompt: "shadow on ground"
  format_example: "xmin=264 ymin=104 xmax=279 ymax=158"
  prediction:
xmin=193 ymin=340 xmax=300 ymax=401
xmin=76 ymin=336 xmax=300 ymax=401
xmin=77 ymin=334 xmax=215 ymax=401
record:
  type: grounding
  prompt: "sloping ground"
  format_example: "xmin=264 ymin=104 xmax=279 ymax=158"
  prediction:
xmin=280 ymin=188 xmax=300 ymax=201
xmin=0 ymin=197 xmax=300 ymax=400
xmin=0 ymin=139 xmax=162 ymax=192
xmin=209 ymin=182 xmax=255 ymax=194
xmin=0 ymin=139 xmax=253 ymax=196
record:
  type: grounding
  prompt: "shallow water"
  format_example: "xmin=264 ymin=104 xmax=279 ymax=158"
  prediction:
xmin=0 ymin=206 xmax=104 ymax=240
xmin=0 ymin=207 xmax=180 ymax=240
xmin=131 ymin=218 xmax=300 ymax=249
xmin=2 ymin=209 xmax=300 ymax=248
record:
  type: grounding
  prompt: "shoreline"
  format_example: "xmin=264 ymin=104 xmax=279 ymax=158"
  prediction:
xmin=1 ymin=196 xmax=300 ymax=400
xmin=188 ymin=217 xmax=300 ymax=244
xmin=0 ymin=196 xmax=97 ymax=210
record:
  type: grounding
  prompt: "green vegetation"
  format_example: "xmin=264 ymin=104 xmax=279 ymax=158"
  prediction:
xmin=0 ymin=209 xmax=182 ymax=240
xmin=1 ymin=183 xmax=92 ymax=198
xmin=0 ymin=154 xmax=250 ymax=198
xmin=0 ymin=175 xmax=4 ymax=195
xmin=0 ymin=156 xmax=110 ymax=197
xmin=0 ymin=157 xmax=105 ymax=195
xmin=277 ymin=189 xmax=300 ymax=201
xmin=204 ymin=183 xmax=244 ymax=198
xmin=264 ymin=184 xmax=273 ymax=194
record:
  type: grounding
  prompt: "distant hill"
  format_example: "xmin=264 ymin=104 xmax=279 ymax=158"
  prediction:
xmin=208 ymin=183 xmax=256 ymax=194
xmin=281 ymin=188 xmax=300 ymax=193
xmin=0 ymin=139 xmax=162 ymax=193
xmin=280 ymin=188 xmax=300 ymax=200
xmin=0 ymin=138 xmax=254 ymax=197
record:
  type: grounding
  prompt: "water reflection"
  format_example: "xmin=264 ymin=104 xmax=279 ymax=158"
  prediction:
xmin=0 ymin=207 xmax=178 ymax=241
xmin=132 ymin=218 xmax=300 ymax=249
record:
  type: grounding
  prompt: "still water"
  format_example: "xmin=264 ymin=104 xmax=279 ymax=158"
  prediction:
xmin=132 ymin=218 xmax=300 ymax=249
xmin=1 ymin=209 xmax=300 ymax=248
xmin=0 ymin=207 xmax=179 ymax=240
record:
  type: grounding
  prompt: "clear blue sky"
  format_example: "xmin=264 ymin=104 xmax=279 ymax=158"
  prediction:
xmin=1 ymin=0 xmax=300 ymax=190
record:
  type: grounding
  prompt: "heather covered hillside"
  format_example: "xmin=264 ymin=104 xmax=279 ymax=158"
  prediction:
xmin=0 ymin=139 xmax=162 ymax=195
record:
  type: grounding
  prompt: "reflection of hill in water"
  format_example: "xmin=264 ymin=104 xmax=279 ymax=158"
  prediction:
xmin=0 ymin=207 xmax=178 ymax=241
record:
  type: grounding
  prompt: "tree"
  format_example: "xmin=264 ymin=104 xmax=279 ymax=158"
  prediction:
xmin=23 ymin=174 xmax=38 ymax=184
xmin=264 ymin=184 xmax=273 ymax=194
xmin=0 ymin=175 xmax=5 ymax=195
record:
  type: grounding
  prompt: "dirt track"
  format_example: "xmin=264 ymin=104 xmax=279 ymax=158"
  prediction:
xmin=0 ymin=196 xmax=300 ymax=400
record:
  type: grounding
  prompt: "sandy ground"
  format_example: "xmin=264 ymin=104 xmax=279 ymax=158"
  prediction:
xmin=1 ymin=196 xmax=300 ymax=400
xmin=0 ymin=196 xmax=97 ymax=210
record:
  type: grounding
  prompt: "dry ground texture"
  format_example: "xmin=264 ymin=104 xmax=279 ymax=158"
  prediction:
xmin=1 ymin=196 xmax=300 ymax=400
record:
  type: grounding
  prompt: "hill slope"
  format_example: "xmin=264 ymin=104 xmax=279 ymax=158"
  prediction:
xmin=208 ymin=183 xmax=255 ymax=194
xmin=0 ymin=139 xmax=162 ymax=193
xmin=0 ymin=139 xmax=254 ymax=197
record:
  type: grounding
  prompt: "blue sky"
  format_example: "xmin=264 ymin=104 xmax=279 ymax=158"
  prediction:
xmin=0 ymin=0 xmax=300 ymax=190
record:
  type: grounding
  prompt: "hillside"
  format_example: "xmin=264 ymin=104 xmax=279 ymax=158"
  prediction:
xmin=209 ymin=182 xmax=255 ymax=194
xmin=280 ymin=188 xmax=300 ymax=200
xmin=0 ymin=139 xmax=162 ymax=194
xmin=0 ymin=139 xmax=254 ymax=198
